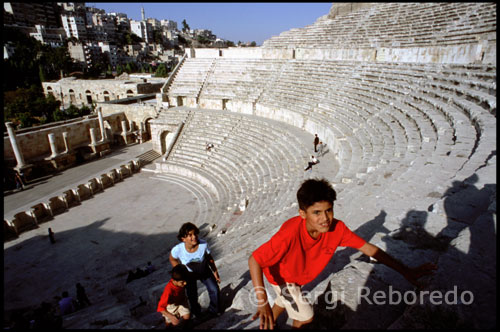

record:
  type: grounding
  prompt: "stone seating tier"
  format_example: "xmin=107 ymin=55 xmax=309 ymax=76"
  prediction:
xmin=262 ymin=3 xmax=496 ymax=49
xmin=156 ymin=108 xmax=311 ymax=236
xmin=169 ymin=59 xmax=494 ymax=197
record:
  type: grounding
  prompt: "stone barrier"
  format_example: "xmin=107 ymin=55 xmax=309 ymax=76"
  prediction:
xmin=63 ymin=189 xmax=80 ymax=208
xmin=87 ymin=178 xmax=103 ymax=195
xmin=119 ymin=165 xmax=131 ymax=179
xmin=11 ymin=211 xmax=37 ymax=234
xmin=99 ymin=173 xmax=114 ymax=189
xmin=30 ymin=203 xmax=53 ymax=224
xmin=76 ymin=184 xmax=93 ymax=201
xmin=108 ymin=168 xmax=122 ymax=183
xmin=47 ymin=196 xmax=67 ymax=216
xmin=4 ymin=220 xmax=18 ymax=241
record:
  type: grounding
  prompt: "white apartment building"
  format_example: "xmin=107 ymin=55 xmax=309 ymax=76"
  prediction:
xmin=99 ymin=42 xmax=119 ymax=68
xmin=29 ymin=24 xmax=65 ymax=47
xmin=130 ymin=20 xmax=152 ymax=43
xmin=161 ymin=19 xmax=177 ymax=31
xmin=61 ymin=14 xmax=87 ymax=40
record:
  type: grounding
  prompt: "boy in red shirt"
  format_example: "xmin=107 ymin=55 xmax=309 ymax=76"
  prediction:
xmin=157 ymin=264 xmax=191 ymax=328
xmin=249 ymin=178 xmax=436 ymax=329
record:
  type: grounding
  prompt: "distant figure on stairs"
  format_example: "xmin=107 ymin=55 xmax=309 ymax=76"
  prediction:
xmin=313 ymin=134 xmax=320 ymax=152
xmin=76 ymin=283 xmax=91 ymax=309
xmin=206 ymin=142 xmax=215 ymax=152
xmin=58 ymin=291 xmax=76 ymax=316
xmin=304 ymin=155 xmax=319 ymax=171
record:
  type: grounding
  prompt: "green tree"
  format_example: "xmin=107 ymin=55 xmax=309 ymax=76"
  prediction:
xmin=182 ymin=19 xmax=190 ymax=32
xmin=4 ymin=85 xmax=61 ymax=128
xmin=155 ymin=63 xmax=168 ymax=77
xmin=250 ymin=41 xmax=257 ymax=47
xmin=38 ymin=64 xmax=46 ymax=83
xmin=153 ymin=30 xmax=163 ymax=44
xmin=117 ymin=64 xmax=124 ymax=76
xmin=124 ymin=32 xmax=143 ymax=45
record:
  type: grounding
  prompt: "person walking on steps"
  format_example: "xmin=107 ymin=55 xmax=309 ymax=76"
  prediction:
xmin=313 ymin=134 xmax=319 ymax=152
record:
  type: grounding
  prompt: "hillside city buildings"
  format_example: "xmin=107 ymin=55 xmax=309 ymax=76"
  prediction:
xmin=4 ymin=2 xmax=223 ymax=70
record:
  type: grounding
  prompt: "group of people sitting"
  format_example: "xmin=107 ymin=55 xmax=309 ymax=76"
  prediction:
xmin=126 ymin=261 xmax=156 ymax=283
xmin=157 ymin=222 xmax=221 ymax=328
xmin=6 ymin=282 xmax=91 ymax=329
xmin=156 ymin=178 xmax=436 ymax=330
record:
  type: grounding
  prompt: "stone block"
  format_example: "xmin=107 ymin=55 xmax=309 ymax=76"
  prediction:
xmin=130 ymin=160 xmax=140 ymax=173
xmin=76 ymin=184 xmax=93 ymax=201
xmin=48 ymin=196 xmax=67 ymax=216
xmin=4 ymin=220 xmax=18 ymax=240
xmin=12 ymin=211 xmax=37 ymax=234
xmin=99 ymin=173 xmax=114 ymax=189
xmin=30 ymin=203 xmax=53 ymax=224
xmin=87 ymin=178 xmax=103 ymax=194
xmin=63 ymin=189 xmax=80 ymax=208
xmin=108 ymin=169 xmax=122 ymax=183
xmin=119 ymin=165 xmax=131 ymax=179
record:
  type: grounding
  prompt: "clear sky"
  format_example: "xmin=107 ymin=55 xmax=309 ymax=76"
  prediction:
xmin=88 ymin=2 xmax=333 ymax=45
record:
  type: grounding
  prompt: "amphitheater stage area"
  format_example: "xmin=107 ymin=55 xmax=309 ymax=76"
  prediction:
xmin=3 ymin=112 xmax=340 ymax=329
xmin=4 ymin=2 xmax=496 ymax=329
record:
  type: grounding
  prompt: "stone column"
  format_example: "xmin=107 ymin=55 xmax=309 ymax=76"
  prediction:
xmin=6 ymin=122 xmax=26 ymax=168
xmin=89 ymin=128 xmax=98 ymax=145
xmin=97 ymin=108 xmax=107 ymax=142
xmin=48 ymin=133 xmax=59 ymax=158
xmin=62 ymin=132 xmax=70 ymax=153
xmin=121 ymin=120 xmax=128 ymax=134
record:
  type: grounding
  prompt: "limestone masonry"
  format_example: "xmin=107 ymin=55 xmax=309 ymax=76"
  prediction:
xmin=4 ymin=2 xmax=496 ymax=330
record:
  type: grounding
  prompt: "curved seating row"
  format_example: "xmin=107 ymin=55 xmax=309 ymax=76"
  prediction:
xmin=262 ymin=3 xmax=496 ymax=49
xmin=154 ymin=108 xmax=312 ymax=243
xmin=165 ymin=57 xmax=495 ymax=236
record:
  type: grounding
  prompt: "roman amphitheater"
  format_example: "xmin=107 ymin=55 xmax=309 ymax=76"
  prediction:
xmin=4 ymin=3 xmax=496 ymax=329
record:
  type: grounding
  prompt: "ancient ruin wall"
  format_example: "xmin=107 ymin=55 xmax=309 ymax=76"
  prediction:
xmin=4 ymin=113 xmax=125 ymax=163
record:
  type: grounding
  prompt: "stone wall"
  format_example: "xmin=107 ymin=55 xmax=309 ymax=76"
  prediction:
xmin=42 ymin=78 xmax=165 ymax=106
xmin=188 ymin=47 xmax=263 ymax=59
xmin=4 ymin=113 xmax=125 ymax=164
xmin=99 ymin=103 xmax=158 ymax=129
xmin=328 ymin=2 xmax=375 ymax=19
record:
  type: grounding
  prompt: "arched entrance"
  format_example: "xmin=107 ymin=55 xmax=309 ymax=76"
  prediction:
xmin=160 ymin=130 xmax=175 ymax=155
xmin=103 ymin=91 xmax=110 ymax=102
xmin=144 ymin=117 xmax=153 ymax=141
xmin=69 ymin=89 xmax=76 ymax=104
xmin=47 ymin=86 xmax=54 ymax=98
xmin=85 ymin=90 xmax=93 ymax=104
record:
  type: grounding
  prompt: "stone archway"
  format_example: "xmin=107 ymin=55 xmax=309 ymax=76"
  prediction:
xmin=144 ymin=117 xmax=154 ymax=141
xmin=104 ymin=120 xmax=113 ymax=144
xmin=85 ymin=90 xmax=93 ymax=104
xmin=159 ymin=130 xmax=175 ymax=155
xmin=69 ymin=89 xmax=76 ymax=104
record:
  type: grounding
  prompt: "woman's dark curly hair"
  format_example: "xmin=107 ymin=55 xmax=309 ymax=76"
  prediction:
xmin=177 ymin=222 xmax=199 ymax=241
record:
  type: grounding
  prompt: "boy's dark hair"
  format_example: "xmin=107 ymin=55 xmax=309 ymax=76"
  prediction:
xmin=171 ymin=264 xmax=189 ymax=281
xmin=296 ymin=178 xmax=336 ymax=211
xmin=177 ymin=222 xmax=199 ymax=241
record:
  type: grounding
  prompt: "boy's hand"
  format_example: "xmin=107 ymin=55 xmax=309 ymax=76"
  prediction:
xmin=404 ymin=262 xmax=437 ymax=289
xmin=252 ymin=303 xmax=274 ymax=330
